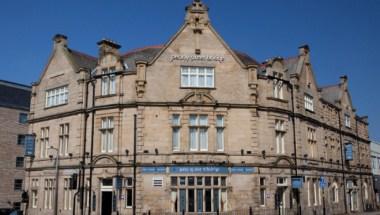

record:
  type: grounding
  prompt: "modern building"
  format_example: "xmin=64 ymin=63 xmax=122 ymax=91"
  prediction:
xmin=0 ymin=80 xmax=31 ymax=214
xmin=371 ymin=141 xmax=380 ymax=205
xmin=25 ymin=1 xmax=373 ymax=215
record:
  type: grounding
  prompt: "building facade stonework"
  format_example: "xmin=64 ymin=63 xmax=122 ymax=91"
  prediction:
xmin=0 ymin=80 xmax=31 ymax=214
xmin=25 ymin=1 xmax=373 ymax=215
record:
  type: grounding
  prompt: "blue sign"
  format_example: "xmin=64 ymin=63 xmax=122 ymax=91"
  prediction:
xmin=170 ymin=166 xmax=229 ymax=174
xmin=291 ymin=176 xmax=303 ymax=189
xmin=345 ymin=143 xmax=353 ymax=161
xmin=24 ymin=135 xmax=36 ymax=157
xmin=230 ymin=167 xmax=256 ymax=174
xmin=319 ymin=177 xmax=327 ymax=189
xmin=141 ymin=166 xmax=166 ymax=174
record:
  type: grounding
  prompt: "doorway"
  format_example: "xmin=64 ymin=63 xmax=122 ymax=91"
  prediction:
xmin=101 ymin=191 xmax=112 ymax=215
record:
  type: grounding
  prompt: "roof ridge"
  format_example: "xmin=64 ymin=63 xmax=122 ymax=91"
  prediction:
xmin=69 ymin=49 xmax=97 ymax=60
xmin=320 ymin=84 xmax=340 ymax=89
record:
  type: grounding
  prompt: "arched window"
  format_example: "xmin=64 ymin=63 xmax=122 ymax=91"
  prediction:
xmin=330 ymin=182 xmax=339 ymax=203
xmin=363 ymin=182 xmax=369 ymax=200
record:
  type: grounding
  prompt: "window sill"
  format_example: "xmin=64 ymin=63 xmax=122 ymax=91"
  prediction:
xmin=180 ymin=87 xmax=216 ymax=90
xmin=305 ymin=109 xmax=315 ymax=113
xmin=96 ymin=94 xmax=117 ymax=99
xmin=267 ymin=97 xmax=288 ymax=103
xmin=44 ymin=103 xmax=68 ymax=110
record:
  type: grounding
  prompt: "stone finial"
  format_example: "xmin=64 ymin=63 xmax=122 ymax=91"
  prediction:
xmin=53 ymin=34 xmax=68 ymax=49
xmin=298 ymin=44 xmax=310 ymax=56
xmin=340 ymin=75 xmax=348 ymax=91
xmin=185 ymin=0 xmax=209 ymax=24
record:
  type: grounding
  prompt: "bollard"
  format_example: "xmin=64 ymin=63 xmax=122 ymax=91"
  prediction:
xmin=217 ymin=209 xmax=219 ymax=215
xmin=182 ymin=209 xmax=185 ymax=215
xmin=249 ymin=206 xmax=253 ymax=215
xmin=148 ymin=210 xmax=151 ymax=215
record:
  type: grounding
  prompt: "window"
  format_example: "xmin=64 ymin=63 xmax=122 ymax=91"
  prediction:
xmin=307 ymin=127 xmax=317 ymax=158
xmin=44 ymin=178 xmax=55 ymax=209
xmin=189 ymin=115 xmax=208 ymax=151
xmin=216 ymin=115 xmax=224 ymax=151
xmin=40 ymin=127 xmax=49 ymax=158
xmin=45 ymin=86 xmax=68 ymax=107
xmin=170 ymin=176 xmax=227 ymax=212
xmin=330 ymin=182 xmax=339 ymax=203
xmin=17 ymin=135 xmax=26 ymax=145
xmin=364 ymin=182 xmax=369 ymax=200
xmin=277 ymin=177 xmax=287 ymax=186
xmin=313 ymin=179 xmax=319 ymax=206
xmin=273 ymin=72 xmax=283 ymax=99
xmin=172 ymin=114 xmax=181 ymax=151
xmin=260 ymin=177 xmax=266 ymax=206
xmin=152 ymin=177 xmax=163 ymax=187
xmin=16 ymin=157 xmax=24 ymax=168
xmin=275 ymin=120 xmax=285 ymax=154
xmin=14 ymin=179 xmax=23 ymax=191
xmin=64 ymin=178 xmax=72 ymax=210
xmin=19 ymin=113 xmax=28 ymax=124
xmin=32 ymin=190 xmax=38 ymax=208
xmin=101 ymin=117 xmax=114 ymax=153
xmin=304 ymin=94 xmax=314 ymax=111
xmin=181 ymin=66 xmax=214 ymax=88
xmin=101 ymin=67 xmax=116 ymax=95
xmin=59 ymin=124 xmax=69 ymax=156
xmin=345 ymin=114 xmax=351 ymax=128
xmin=125 ymin=177 xmax=133 ymax=208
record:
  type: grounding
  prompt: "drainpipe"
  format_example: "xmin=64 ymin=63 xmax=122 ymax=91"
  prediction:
xmin=133 ymin=114 xmax=137 ymax=215
xmin=338 ymin=111 xmax=348 ymax=213
xmin=87 ymin=79 xmax=96 ymax=215
xmin=356 ymin=117 xmax=365 ymax=212
xmin=80 ymin=73 xmax=90 ymax=215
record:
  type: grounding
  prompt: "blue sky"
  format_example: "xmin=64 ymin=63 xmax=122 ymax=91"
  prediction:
xmin=0 ymin=0 xmax=379 ymax=140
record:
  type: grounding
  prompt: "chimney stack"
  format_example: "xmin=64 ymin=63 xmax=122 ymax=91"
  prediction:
xmin=53 ymin=34 xmax=68 ymax=49
xmin=298 ymin=44 xmax=310 ymax=56
xmin=97 ymin=39 xmax=121 ymax=58
xmin=340 ymin=75 xmax=348 ymax=91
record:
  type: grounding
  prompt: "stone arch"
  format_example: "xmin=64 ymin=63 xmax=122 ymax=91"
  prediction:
xmin=180 ymin=91 xmax=217 ymax=104
xmin=92 ymin=154 xmax=119 ymax=166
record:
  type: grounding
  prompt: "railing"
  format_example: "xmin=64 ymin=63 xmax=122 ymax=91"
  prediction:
xmin=143 ymin=208 xmax=295 ymax=215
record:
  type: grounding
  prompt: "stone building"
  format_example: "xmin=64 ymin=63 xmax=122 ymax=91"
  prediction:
xmin=0 ymin=80 xmax=31 ymax=214
xmin=371 ymin=141 xmax=380 ymax=205
xmin=25 ymin=1 xmax=373 ymax=214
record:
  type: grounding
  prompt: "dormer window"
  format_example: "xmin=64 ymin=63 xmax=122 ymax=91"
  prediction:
xmin=101 ymin=67 xmax=116 ymax=96
xmin=345 ymin=114 xmax=351 ymax=128
xmin=273 ymin=72 xmax=283 ymax=99
xmin=181 ymin=66 xmax=214 ymax=88
xmin=304 ymin=94 xmax=314 ymax=112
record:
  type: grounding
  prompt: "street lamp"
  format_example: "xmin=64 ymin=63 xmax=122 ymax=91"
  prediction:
xmin=49 ymin=146 xmax=60 ymax=215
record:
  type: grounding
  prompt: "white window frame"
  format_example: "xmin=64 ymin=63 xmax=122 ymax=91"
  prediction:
xmin=172 ymin=114 xmax=181 ymax=152
xmin=216 ymin=115 xmax=225 ymax=152
xmin=304 ymin=94 xmax=314 ymax=111
xmin=63 ymin=178 xmax=72 ymax=210
xmin=59 ymin=123 xmax=69 ymax=156
xmin=40 ymin=127 xmax=49 ymax=158
xmin=152 ymin=176 xmax=163 ymax=187
xmin=125 ymin=177 xmax=133 ymax=208
xmin=189 ymin=114 xmax=208 ymax=151
xmin=345 ymin=114 xmax=351 ymax=128
xmin=45 ymin=86 xmax=68 ymax=107
xmin=307 ymin=127 xmax=317 ymax=158
xmin=181 ymin=66 xmax=215 ymax=88
xmin=101 ymin=117 xmax=114 ymax=153
xmin=275 ymin=120 xmax=285 ymax=154
xmin=101 ymin=67 xmax=116 ymax=96
xmin=273 ymin=72 xmax=284 ymax=99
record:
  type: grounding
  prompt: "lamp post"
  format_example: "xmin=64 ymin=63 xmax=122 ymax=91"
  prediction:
xmin=49 ymin=146 xmax=60 ymax=215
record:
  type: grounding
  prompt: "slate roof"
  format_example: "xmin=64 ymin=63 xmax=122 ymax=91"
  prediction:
xmin=120 ymin=46 xmax=260 ymax=70
xmin=0 ymin=80 xmax=31 ymax=110
xmin=284 ymin=56 xmax=299 ymax=76
xmin=68 ymin=49 xmax=97 ymax=70
xmin=320 ymin=84 xmax=341 ymax=105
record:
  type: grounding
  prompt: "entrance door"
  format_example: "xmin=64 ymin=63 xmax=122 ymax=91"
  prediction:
xmin=275 ymin=188 xmax=286 ymax=215
xmin=101 ymin=191 xmax=112 ymax=215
